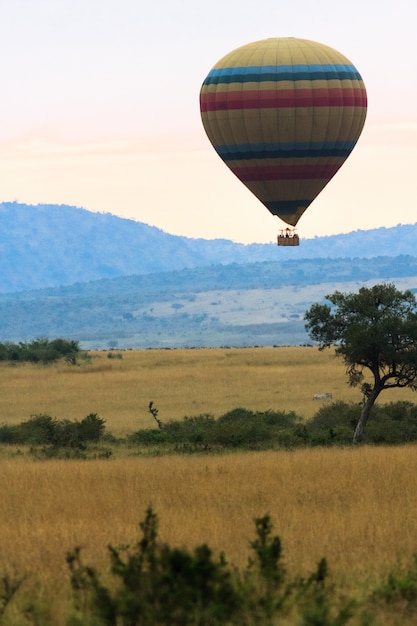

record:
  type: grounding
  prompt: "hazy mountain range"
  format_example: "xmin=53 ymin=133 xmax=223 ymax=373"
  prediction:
xmin=1 ymin=201 xmax=417 ymax=293
xmin=1 ymin=202 xmax=417 ymax=349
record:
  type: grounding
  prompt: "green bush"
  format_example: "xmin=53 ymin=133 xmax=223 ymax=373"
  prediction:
xmin=371 ymin=555 xmax=417 ymax=605
xmin=21 ymin=414 xmax=58 ymax=445
xmin=130 ymin=408 xmax=305 ymax=452
xmin=306 ymin=402 xmax=358 ymax=445
xmin=65 ymin=507 xmax=354 ymax=626
xmin=214 ymin=408 xmax=303 ymax=449
xmin=0 ymin=338 xmax=81 ymax=364
xmin=129 ymin=428 xmax=168 ymax=445
xmin=365 ymin=401 xmax=417 ymax=444
xmin=164 ymin=414 xmax=217 ymax=444
xmin=0 ymin=413 xmax=106 ymax=448
xmin=306 ymin=401 xmax=417 ymax=446
xmin=75 ymin=413 xmax=107 ymax=444
xmin=129 ymin=401 xmax=417 ymax=453
xmin=0 ymin=424 xmax=20 ymax=444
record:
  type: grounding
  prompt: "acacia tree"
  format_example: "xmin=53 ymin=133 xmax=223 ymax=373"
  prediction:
xmin=304 ymin=283 xmax=417 ymax=443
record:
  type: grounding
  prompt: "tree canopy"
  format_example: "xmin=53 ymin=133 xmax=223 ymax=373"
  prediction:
xmin=304 ymin=283 xmax=417 ymax=442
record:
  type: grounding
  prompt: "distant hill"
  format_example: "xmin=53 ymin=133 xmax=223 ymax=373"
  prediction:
xmin=1 ymin=201 xmax=417 ymax=293
xmin=0 ymin=202 xmax=275 ymax=293
xmin=1 ymin=257 xmax=416 ymax=349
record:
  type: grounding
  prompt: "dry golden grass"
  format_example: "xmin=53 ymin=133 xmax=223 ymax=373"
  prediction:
xmin=1 ymin=347 xmax=417 ymax=623
xmin=1 ymin=346 xmax=416 ymax=436
xmin=1 ymin=446 xmax=417 ymax=622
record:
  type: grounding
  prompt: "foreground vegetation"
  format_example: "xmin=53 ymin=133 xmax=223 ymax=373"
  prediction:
xmin=63 ymin=507 xmax=356 ymax=625
xmin=3 ymin=505 xmax=415 ymax=625
xmin=1 ymin=448 xmax=417 ymax=624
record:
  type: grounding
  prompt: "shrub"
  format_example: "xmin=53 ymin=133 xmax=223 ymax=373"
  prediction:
xmin=214 ymin=408 xmax=303 ymax=449
xmin=164 ymin=414 xmax=217 ymax=445
xmin=365 ymin=402 xmax=417 ymax=444
xmin=371 ymin=555 xmax=417 ymax=605
xmin=67 ymin=506 xmax=240 ymax=626
xmin=20 ymin=414 xmax=58 ymax=445
xmin=306 ymin=401 xmax=417 ymax=446
xmin=76 ymin=413 xmax=106 ymax=444
xmin=306 ymin=401 xmax=358 ymax=445
xmin=65 ymin=507 xmax=354 ymax=626
xmin=130 ymin=408 xmax=305 ymax=452
xmin=0 ymin=424 xmax=21 ymax=444
xmin=0 ymin=338 xmax=81 ymax=364
xmin=0 ymin=572 xmax=27 ymax=621
xmin=0 ymin=413 xmax=106 ymax=449
xmin=129 ymin=428 xmax=168 ymax=446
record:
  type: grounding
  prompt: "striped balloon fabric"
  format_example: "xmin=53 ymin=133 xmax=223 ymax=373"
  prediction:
xmin=200 ymin=38 xmax=367 ymax=228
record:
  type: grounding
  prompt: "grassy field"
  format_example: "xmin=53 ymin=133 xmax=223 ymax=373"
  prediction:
xmin=1 ymin=447 xmax=417 ymax=624
xmin=2 ymin=345 xmax=417 ymax=437
xmin=1 ymin=347 xmax=417 ymax=623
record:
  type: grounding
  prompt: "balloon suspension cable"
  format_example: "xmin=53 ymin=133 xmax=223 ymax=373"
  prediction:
xmin=277 ymin=227 xmax=300 ymax=246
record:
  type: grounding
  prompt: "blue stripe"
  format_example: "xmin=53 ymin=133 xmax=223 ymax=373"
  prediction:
xmin=203 ymin=64 xmax=362 ymax=86
xmin=215 ymin=142 xmax=356 ymax=161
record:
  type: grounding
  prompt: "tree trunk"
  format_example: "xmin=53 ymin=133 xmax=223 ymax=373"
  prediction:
xmin=353 ymin=387 xmax=382 ymax=443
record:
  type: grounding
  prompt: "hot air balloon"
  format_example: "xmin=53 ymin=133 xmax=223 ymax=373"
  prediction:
xmin=199 ymin=38 xmax=367 ymax=246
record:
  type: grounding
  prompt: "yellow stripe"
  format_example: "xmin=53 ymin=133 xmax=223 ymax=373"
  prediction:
xmin=201 ymin=107 xmax=367 ymax=145
xmin=214 ymin=38 xmax=352 ymax=69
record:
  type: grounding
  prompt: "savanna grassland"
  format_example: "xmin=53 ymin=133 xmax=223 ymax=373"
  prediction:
xmin=2 ymin=447 xmax=417 ymax=624
xmin=3 ymin=345 xmax=417 ymax=436
xmin=1 ymin=347 xmax=417 ymax=624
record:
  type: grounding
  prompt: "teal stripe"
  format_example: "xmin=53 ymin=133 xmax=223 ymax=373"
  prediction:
xmin=203 ymin=64 xmax=362 ymax=86
xmin=215 ymin=142 xmax=356 ymax=160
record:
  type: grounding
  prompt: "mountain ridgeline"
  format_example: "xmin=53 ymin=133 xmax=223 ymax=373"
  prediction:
xmin=1 ymin=201 xmax=417 ymax=293
xmin=0 ymin=202 xmax=416 ymax=349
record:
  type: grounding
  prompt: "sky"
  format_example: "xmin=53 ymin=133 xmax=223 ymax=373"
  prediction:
xmin=0 ymin=0 xmax=416 ymax=243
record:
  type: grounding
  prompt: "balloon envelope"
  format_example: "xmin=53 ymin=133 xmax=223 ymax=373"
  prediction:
xmin=200 ymin=38 xmax=367 ymax=227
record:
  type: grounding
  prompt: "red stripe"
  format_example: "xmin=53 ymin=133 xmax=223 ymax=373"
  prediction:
xmin=200 ymin=88 xmax=367 ymax=112
xmin=231 ymin=163 xmax=341 ymax=181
